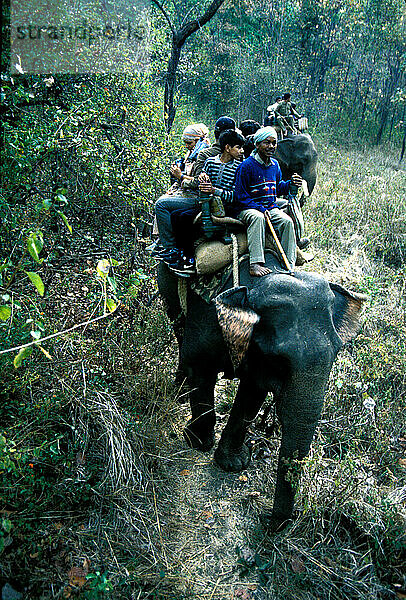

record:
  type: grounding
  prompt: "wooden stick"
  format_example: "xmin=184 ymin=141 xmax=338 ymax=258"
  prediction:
xmin=264 ymin=210 xmax=294 ymax=274
xmin=278 ymin=113 xmax=295 ymax=132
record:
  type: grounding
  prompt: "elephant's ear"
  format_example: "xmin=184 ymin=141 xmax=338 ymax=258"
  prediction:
xmin=329 ymin=283 xmax=367 ymax=343
xmin=213 ymin=287 xmax=260 ymax=370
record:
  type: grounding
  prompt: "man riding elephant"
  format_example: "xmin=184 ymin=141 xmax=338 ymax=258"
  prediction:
xmin=230 ymin=126 xmax=302 ymax=276
xmin=275 ymin=92 xmax=302 ymax=137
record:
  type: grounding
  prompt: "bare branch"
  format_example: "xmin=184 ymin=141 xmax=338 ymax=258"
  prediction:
xmin=150 ymin=0 xmax=176 ymax=35
xmin=177 ymin=0 xmax=227 ymax=45
xmin=0 ymin=308 xmax=119 ymax=356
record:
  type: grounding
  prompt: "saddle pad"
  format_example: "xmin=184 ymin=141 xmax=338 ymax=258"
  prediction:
xmin=195 ymin=232 xmax=280 ymax=275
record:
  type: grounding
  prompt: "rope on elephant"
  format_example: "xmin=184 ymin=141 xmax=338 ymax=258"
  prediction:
xmin=177 ymin=279 xmax=188 ymax=315
xmin=231 ymin=233 xmax=239 ymax=288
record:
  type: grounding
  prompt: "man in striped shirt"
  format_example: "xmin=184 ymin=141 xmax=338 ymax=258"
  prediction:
xmin=198 ymin=129 xmax=245 ymax=216
xmin=232 ymin=126 xmax=302 ymax=277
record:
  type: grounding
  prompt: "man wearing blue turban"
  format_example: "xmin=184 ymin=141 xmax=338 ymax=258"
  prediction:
xmin=231 ymin=127 xmax=302 ymax=276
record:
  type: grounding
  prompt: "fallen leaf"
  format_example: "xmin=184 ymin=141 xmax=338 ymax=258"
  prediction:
xmin=399 ymin=458 xmax=406 ymax=468
xmin=291 ymin=555 xmax=306 ymax=573
xmin=200 ymin=510 xmax=213 ymax=519
xmin=179 ymin=469 xmax=190 ymax=476
xmin=63 ymin=585 xmax=72 ymax=598
xmin=239 ymin=475 xmax=248 ymax=482
xmin=83 ymin=557 xmax=90 ymax=574
xmin=234 ymin=588 xmax=255 ymax=599
xmin=76 ymin=451 xmax=86 ymax=465
xmin=68 ymin=566 xmax=87 ymax=587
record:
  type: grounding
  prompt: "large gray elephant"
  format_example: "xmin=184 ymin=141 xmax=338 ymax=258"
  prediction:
xmin=275 ymin=133 xmax=318 ymax=195
xmin=157 ymin=253 xmax=365 ymax=531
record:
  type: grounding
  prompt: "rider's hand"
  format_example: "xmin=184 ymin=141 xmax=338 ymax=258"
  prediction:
xmin=291 ymin=173 xmax=303 ymax=187
xmin=198 ymin=172 xmax=210 ymax=183
xmin=199 ymin=181 xmax=215 ymax=194
xmin=170 ymin=164 xmax=182 ymax=180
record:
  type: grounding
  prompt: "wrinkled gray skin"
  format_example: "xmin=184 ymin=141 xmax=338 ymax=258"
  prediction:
xmin=275 ymin=133 xmax=318 ymax=195
xmin=157 ymin=253 xmax=364 ymax=531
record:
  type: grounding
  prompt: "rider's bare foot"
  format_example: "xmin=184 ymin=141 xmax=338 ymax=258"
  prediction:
xmin=250 ymin=263 xmax=271 ymax=277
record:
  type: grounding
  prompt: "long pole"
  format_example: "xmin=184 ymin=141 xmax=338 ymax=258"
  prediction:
xmin=278 ymin=114 xmax=295 ymax=132
xmin=264 ymin=210 xmax=294 ymax=275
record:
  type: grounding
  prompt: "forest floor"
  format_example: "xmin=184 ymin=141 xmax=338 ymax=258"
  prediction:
xmin=1 ymin=138 xmax=406 ymax=600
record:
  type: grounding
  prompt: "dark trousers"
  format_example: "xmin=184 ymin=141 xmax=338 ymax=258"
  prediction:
xmin=171 ymin=208 xmax=200 ymax=258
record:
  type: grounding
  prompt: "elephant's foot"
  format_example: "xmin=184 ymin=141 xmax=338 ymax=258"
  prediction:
xmin=183 ymin=421 xmax=215 ymax=452
xmin=214 ymin=442 xmax=251 ymax=472
xmin=259 ymin=512 xmax=293 ymax=534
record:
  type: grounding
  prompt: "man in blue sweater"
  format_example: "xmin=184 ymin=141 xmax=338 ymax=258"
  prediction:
xmin=232 ymin=126 xmax=302 ymax=276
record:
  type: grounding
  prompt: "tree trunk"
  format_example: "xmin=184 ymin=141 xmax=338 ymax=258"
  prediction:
xmin=388 ymin=108 xmax=396 ymax=141
xmin=359 ymin=72 xmax=372 ymax=129
xmin=151 ymin=0 xmax=227 ymax=132
xmin=376 ymin=106 xmax=389 ymax=144
xmin=398 ymin=127 xmax=406 ymax=165
xmin=398 ymin=104 xmax=406 ymax=166
xmin=164 ymin=40 xmax=182 ymax=132
xmin=376 ymin=58 xmax=401 ymax=144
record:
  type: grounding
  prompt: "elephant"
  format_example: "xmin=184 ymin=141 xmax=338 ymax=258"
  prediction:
xmin=274 ymin=133 xmax=318 ymax=196
xmin=157 ymin=253 xmax=365 ymax=531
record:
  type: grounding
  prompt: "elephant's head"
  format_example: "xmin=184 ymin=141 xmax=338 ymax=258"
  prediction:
xmin=274 ymin=133 xmax=318 ymax=195
xmin=214 ymin=275 xmax=365 ymax=373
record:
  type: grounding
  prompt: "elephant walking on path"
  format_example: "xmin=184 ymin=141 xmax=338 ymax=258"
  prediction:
xmin=157 ymin=253 xmax=366 ymax=531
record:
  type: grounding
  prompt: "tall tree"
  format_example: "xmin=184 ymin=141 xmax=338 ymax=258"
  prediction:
xmin=150 ymin=0 xmax=228 ymax=131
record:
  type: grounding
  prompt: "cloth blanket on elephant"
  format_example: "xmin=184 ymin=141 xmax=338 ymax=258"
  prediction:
xmin=191 ymin=250 xmax=285 ymax=304
xmin=194 ymin=229 xmax=312 ymax=278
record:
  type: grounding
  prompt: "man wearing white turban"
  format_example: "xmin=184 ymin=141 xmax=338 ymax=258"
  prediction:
xmin=153 ymin=123 xmax=210 ymax=264
xmin=231 ymin=127 xmax=302 ymax=276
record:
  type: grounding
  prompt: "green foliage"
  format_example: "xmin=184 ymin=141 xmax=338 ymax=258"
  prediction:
xmin=0 ymin=72 xmax=171 ymax=371
xmin=84 ymin=572 xmax=113 ymax=598
xmin=0 ymin=517 xmax=13 ymax=555
xmin=0 ymin=434 xmax=22 ymax=474
xmin=0 ymin=68 xmax=179 ymax=598
xmin=13 ymin=346 xmax=34 ymax=368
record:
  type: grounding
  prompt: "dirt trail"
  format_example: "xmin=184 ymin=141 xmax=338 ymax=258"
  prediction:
xmin=146 ymin=379 xmax=283 ymax=600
